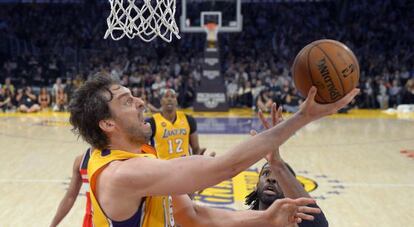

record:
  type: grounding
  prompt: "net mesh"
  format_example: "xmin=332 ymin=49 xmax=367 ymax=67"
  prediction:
xmin=104 ymin=0 xmax=181 ymax=42
xmin=204 ymin=23 xmax=218 ymax=42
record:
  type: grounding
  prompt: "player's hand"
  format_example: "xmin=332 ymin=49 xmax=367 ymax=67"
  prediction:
xmin=199 ymin=148 xmax=215 ymax=157
xmin=208 ymin=152 xmax=216 ymax=157
xmin=299 ymin=86 xmax=359 ymax=121
xmin=250 ymin=103 xmax=284 ymax=165
xmin=199 ymin=148 xmax=207 ymax=155
xmin=264 ymin=197 xmax=321 ymax=227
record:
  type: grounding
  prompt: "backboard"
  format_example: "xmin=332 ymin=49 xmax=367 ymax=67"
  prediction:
xmin=180 ymin=0 xmax=242 ymax=33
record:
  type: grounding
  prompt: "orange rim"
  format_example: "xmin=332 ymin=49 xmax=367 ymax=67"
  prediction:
xmin=204 ymin=23 xmax=217 ymax=31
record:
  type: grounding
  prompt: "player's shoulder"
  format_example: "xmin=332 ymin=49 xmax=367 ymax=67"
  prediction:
xmin=183 ymin=113 xmax=195 ymax=121
xmin=74 ymin=154 xmax=84 ymax=169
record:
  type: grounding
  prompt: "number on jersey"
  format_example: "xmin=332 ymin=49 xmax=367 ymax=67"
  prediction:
xmin=168 ymin=139 xmax=183 ymax=154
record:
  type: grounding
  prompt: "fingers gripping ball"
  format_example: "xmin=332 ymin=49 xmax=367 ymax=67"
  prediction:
xmin=292 ymin=39 xmax=360 ymax=103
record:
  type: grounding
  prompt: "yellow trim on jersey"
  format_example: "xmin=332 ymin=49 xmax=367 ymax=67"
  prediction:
xmin=153 ymin=111 xmax=191 ymax=160
xmin=88 ymin=147 xmax=175 ymax=227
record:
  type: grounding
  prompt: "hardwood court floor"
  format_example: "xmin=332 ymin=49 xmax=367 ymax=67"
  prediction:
xmin=0 ymin=109 xmax=413 ymax=227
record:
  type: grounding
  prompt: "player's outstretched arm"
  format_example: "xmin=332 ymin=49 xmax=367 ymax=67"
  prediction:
xmin=172 ymin=195 xmax=321 ymax=227
xmin=111 ymin=87 xmax=359 ymax=196
xmin=255 ymin=104 xmax=311 ymax=199
xmin=256 ymin=102 xmax=330 ymax=227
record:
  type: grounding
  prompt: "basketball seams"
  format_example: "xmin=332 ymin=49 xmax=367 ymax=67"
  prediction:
xmin=294 ymin=39 xmax=359 ymax=104
xmin=314 ymin=44 xmax=346 ymax=99
xmin=324 ymin=40 xmax=360 ymax=90
xmin=307 ymin=44 xmax=329 ymax=103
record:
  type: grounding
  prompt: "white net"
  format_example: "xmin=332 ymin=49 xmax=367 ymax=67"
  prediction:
xmin=104 ymin=0 xmax=181 ymax=42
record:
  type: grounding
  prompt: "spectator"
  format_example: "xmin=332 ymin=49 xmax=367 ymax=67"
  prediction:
xmin=149 ymin=88 xmax=162 ymax=110
xmin=0 ymin=0 xmax=413 ymax=109
xmin=53 ymin=87 xmax=67 ymax=112
xmin=377 ymin=79 xmax=389 ymax=109
xmin=3 ymin=77 xmax=15 ymax=96
xmin=132 ymin=86 xmax=160 ymax=113
xmin=38 ymin=87 xmax=51 ymax=110
xmin=389 ymin=79 xmax=402 ymax=108
xmin=0 ymin=86 xmax=11 ymax=112
xmin=178 ymin=77 xmax=196 ymax=108
xmin=17 ymin=86 xmax=40 ymax=113
xmin=362 ymin=78 xmax=376 ymax=108
xmin=151 ymin=75 xmax=166 ymax=91
xmin=252 ymin=79 xmax=266 ymax=101
xmin=256 ymin=89 xmax=273 ymax=113
xmin=402 ymin=79 xmax=414 ymax=104
xmin=283 ymin=88 xmax=302 ymax=113
xmin=238 ymin=80 xmax=253 ymax=108
xmin=52 ymin=78 xmax=65 ymax=99
xmin=226 ymin=78 xmax=238 ymax=107
xmin=64 ymin=77 xmax=76 ymax=103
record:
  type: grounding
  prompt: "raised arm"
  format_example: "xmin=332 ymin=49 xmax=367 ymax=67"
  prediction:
xmin=113 ymin=87 xmax=359 ymax=197
xmin=113 ymin=109 xmax=312 ymax=196
xmin=256 ymin=104 xmax=311 ymax=199
xmin=257 ymin=103 xmax=329 ymax=227
xmin=50 ymin=155 xmax=83 ymax=227
xmin=172 ymin=195 xmax=321 ymax=227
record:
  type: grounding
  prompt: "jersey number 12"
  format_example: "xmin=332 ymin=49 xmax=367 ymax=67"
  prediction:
xmin=168 ymin=139 xmax=183 ymax=154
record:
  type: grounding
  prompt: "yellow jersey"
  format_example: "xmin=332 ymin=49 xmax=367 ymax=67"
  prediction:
xmin=152 ymin=111 xmax=192 ymax=160
xmin=88 ymin=145 xmax=175 ymax=227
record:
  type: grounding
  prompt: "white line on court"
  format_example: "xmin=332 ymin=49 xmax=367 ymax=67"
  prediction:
xmin=326 ymin=182 xmax=414 ymax=188
xmin=0 ymin=179 xmax=413 ymax=188
xmin=0 ymin=179 xmax=67 ymax=183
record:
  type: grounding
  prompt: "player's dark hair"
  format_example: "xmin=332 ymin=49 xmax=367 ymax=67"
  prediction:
xmin=69 ymin=74 xmax=118 ymax=150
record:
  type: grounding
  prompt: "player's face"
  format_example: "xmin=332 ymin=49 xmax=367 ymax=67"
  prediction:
xmin=257 ymin=166 xmax=284 ymax=206
xmin=107 ymin=85 xmax=152 ymax=144
xmin=161 ymin=90 xmax=178 ymax=111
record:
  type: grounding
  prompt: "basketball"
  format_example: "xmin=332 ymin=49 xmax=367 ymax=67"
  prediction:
xmin=292 ymin=39 xmax=360 ymax=103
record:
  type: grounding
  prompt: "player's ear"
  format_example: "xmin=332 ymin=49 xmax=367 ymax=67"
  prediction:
xmin=99 ymin=119 xmax=115 ymax=132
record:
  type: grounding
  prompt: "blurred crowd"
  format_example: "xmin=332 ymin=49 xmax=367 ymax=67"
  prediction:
xmin=0 ymin=0 xmax=413 ymax=113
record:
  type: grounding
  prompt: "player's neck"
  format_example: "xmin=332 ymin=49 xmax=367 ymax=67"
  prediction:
xmin=108 ymin=136 xmax=144 ymax=154
xmin=162 ymin=110 xmax=177 ymax=123
xmin=258 ymin=202 xmax=270 ymax=210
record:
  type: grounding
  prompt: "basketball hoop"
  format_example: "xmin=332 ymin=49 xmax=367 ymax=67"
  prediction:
xmin=204 ymin=23 xmax=218 ymax=42
xmin=105 ymin=0 xmax=181 ymax=42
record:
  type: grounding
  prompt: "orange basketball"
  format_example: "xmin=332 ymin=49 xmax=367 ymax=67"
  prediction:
xmin=292 ymin=39 xmax=360 ymax=104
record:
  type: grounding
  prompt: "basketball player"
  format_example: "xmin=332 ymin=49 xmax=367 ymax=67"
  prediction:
xmin=50 ymin=149 xmax=92 ymax=227
xmin=246 ymin=105 xmax=328 ymax=227
xmin=68 ymin=75 xmax=358 ymax=226
xmin=146 ymin=88 xmax=208 ymax=160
